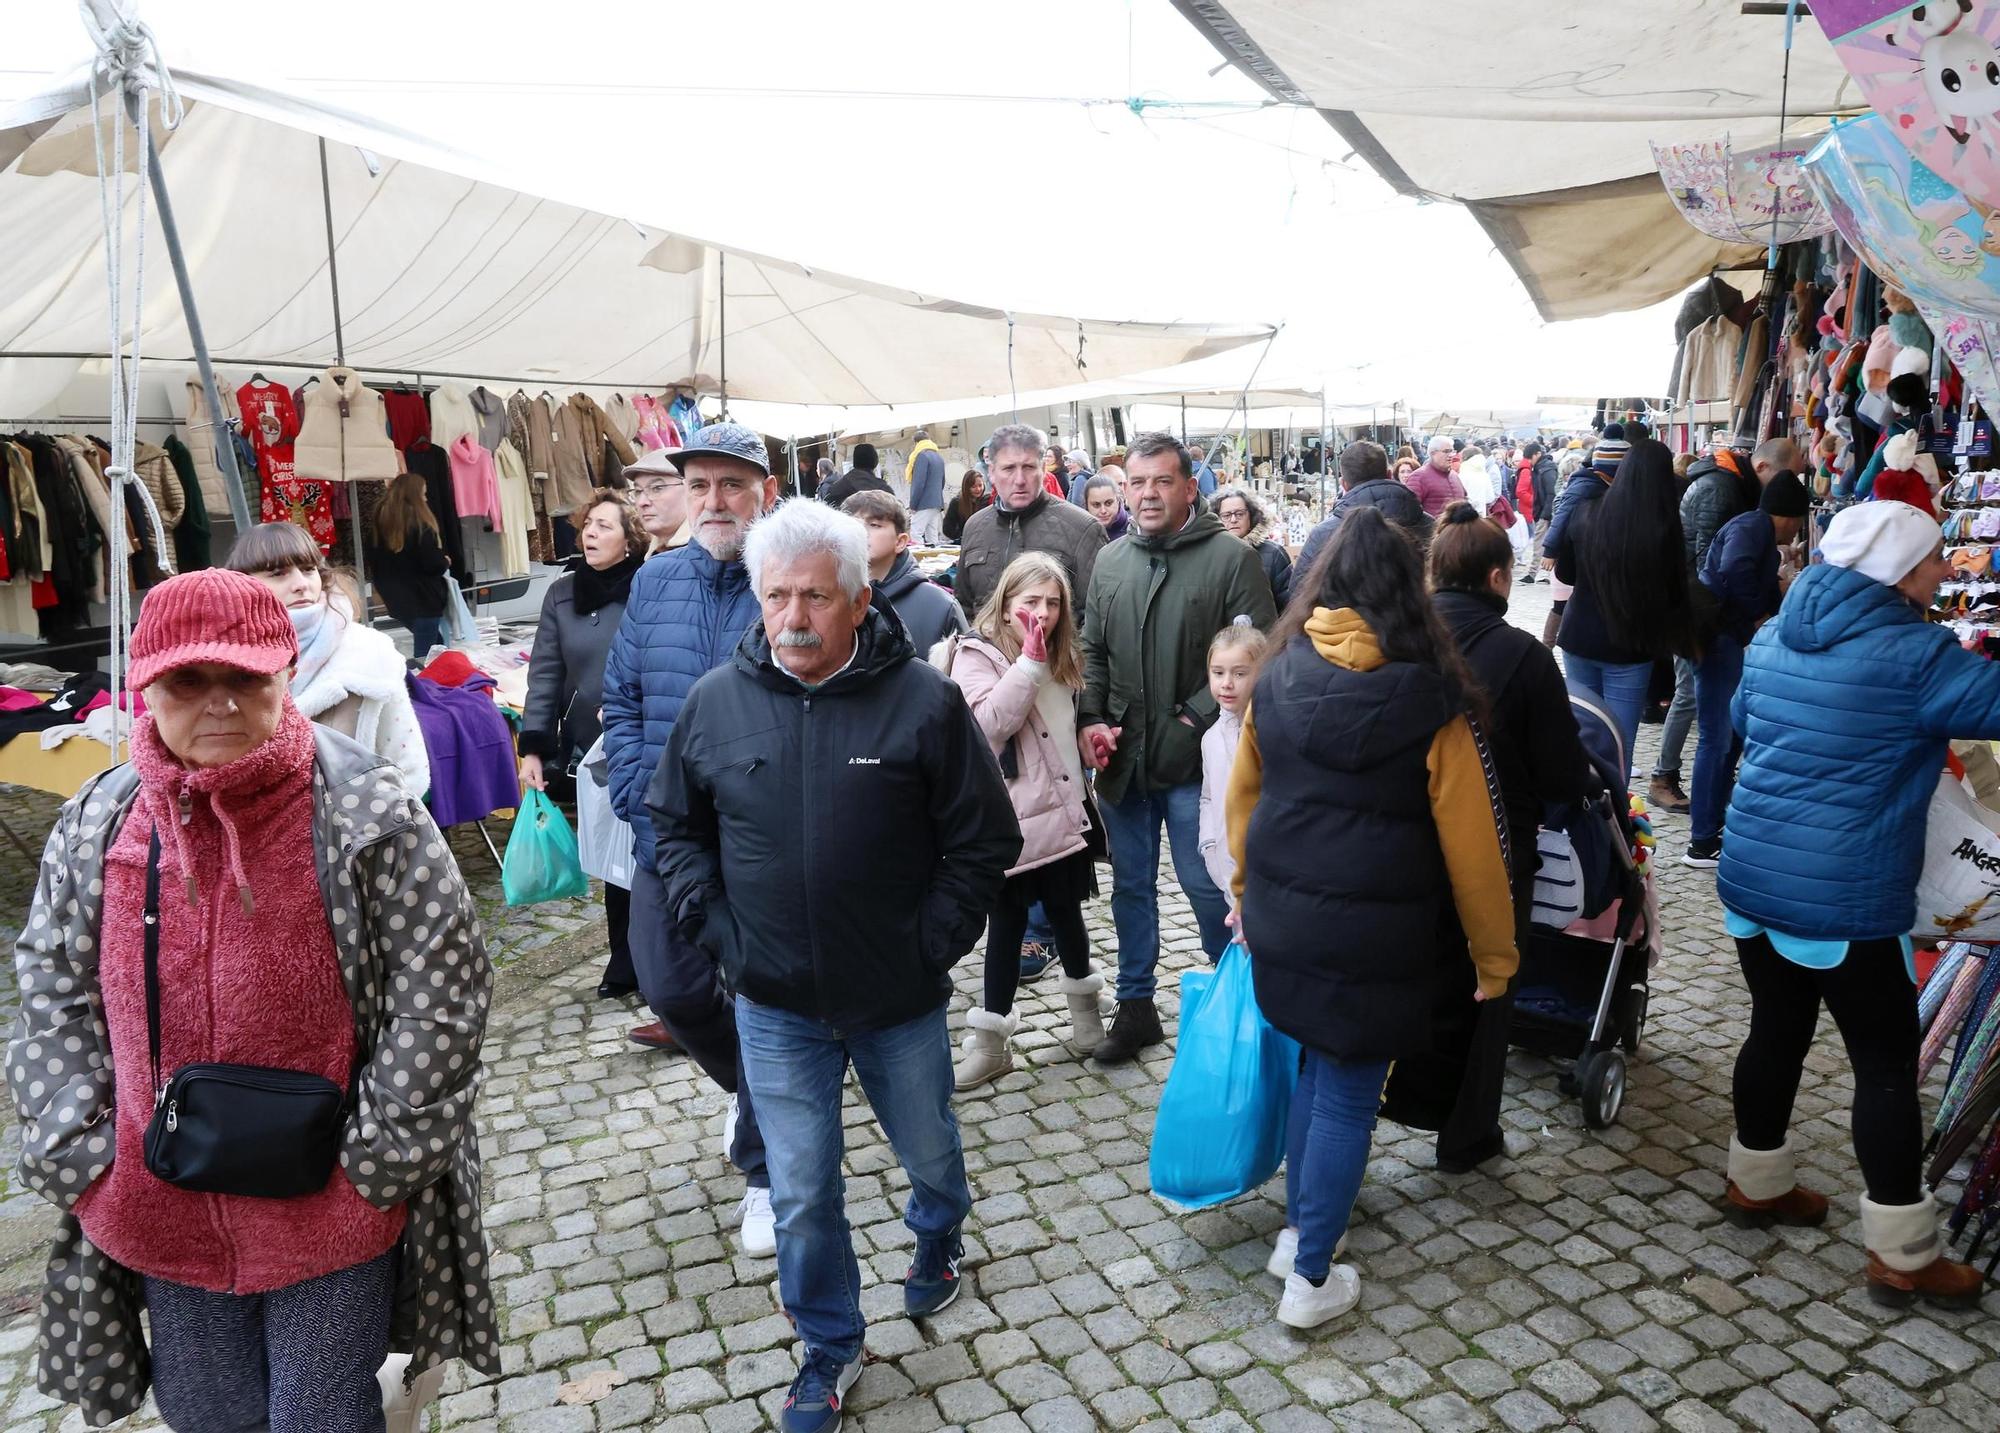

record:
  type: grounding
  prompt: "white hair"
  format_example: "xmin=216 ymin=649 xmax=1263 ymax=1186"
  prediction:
xmin=1426 ymin=434 xmax=1456 ymax=457
xmin=744 ymin=498 xmax=871 ymax=600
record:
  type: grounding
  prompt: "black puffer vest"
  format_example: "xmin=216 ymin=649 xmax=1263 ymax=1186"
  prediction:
xmin=1242 ymin=632 xmax=1458 ymax=1060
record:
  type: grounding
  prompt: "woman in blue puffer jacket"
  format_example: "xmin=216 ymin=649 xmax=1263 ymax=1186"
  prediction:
xmin=1717 ymin=500 xmax=1994 ymax=1310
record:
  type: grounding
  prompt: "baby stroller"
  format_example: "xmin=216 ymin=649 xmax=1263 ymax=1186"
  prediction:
xmin=1509 ymin=688 xmax=1659 ymax=1129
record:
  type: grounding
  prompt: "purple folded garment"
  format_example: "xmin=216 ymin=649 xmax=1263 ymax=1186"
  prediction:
xmin=407 ymin=672 xmax=520 ymax=826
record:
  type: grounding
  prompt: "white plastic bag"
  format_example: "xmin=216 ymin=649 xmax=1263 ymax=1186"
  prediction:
xmin=1913 ymin=769 xmax=2000 ymax=942
xmin=574 ymin=735 xmax=636 ymax=889
xmin=443 ymin=580 xmax=479 ymax=646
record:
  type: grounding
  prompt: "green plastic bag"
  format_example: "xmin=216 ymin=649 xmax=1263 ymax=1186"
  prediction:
xmin=501 ymin=790 xmax=590 ymax=906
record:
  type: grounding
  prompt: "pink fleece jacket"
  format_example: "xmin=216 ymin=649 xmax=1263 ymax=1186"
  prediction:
xmin=74 ymin=703 xmax=404 ymax=1294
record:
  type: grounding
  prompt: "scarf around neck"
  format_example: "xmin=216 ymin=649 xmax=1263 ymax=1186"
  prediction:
xmin=572 ymin=552 xmax=643 ymax=615
xmin=289 ymin=596 xmax=348 ymax=696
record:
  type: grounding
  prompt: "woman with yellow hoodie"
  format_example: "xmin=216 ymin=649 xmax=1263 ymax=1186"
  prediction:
xmin=1227 ymin=506 xmax=1517 ymax=1330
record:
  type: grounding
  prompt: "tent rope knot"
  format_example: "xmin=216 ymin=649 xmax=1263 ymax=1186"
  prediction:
xmin=78 ymin=0 xmax=184 ymax=128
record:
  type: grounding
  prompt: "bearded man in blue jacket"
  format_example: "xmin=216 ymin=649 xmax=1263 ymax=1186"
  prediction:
xmin=601 ymin=420 xmax=778 ymax=1255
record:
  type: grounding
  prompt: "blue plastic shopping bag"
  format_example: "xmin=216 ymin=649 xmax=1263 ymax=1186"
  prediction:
xmin=501 ymin=789 xmax=591 ymax=906
xmin=1149 ymin=941 xmax=1301 ymax=1208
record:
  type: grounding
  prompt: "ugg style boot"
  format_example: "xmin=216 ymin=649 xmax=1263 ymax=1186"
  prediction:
xmin=1860 ymin=1195 xmax=1985 ymax=1309
xmin=953 ymin=1009 xmax=1017 ymax=1092
xmin=1722 ymin=1136 xmax=1829 ymax=1229
xmin=1093 ymin=998 xmax=1165 ymax=1065
xmin=378 ymin=1353 xmax=447 ymax=1433
xmin=1060 ymin=973 xmax=1108 ymax=1056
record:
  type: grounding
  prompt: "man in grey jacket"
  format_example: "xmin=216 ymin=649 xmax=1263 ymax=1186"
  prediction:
xmin=955 ymin=423 xmax=1105 ymax=620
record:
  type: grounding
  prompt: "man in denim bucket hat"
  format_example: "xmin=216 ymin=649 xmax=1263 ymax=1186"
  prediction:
xmin=601 ymin=419 xmax=781 ymax=1255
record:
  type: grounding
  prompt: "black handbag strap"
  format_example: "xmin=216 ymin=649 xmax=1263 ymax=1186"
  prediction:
xmin=144 ymin=827 xmax=164 ymax=1101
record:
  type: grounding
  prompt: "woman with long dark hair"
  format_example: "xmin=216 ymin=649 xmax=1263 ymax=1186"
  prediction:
xmin=1420 ymin=505 xmax=1594 ymax=1170
xmin=1549 ymin=438 xmax=1693 ymax=773
xmin=1226 ymin=507 xmax=1516 ymax=1329
xmin=943 ymin=469 xmax=990 ymax=543
xmin=367 ymin=472 xmax=453 ymax=658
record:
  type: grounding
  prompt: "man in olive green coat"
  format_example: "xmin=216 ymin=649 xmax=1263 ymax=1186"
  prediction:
xmin=1079 ymin=432 xmax=1278 ymax=1062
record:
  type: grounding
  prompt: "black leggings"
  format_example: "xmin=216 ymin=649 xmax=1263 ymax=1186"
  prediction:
xmin=1732 ymin=933 xmax=1921 ymax=1205
xmin=983 ymin=897 xmax=1092 ymax=1015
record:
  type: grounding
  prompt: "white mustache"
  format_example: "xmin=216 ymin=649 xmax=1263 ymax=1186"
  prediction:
xmin=774 ymin=630 xmax=822 ymax=648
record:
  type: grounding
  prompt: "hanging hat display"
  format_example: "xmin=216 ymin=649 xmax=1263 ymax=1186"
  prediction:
xmin=1650 ymin=136 xmax=1834 ymax=245
xmin=1813 ymin=0 xmax=2000 ymax=211
xmin=1801 ymin=115 xmax=2000 ymax=318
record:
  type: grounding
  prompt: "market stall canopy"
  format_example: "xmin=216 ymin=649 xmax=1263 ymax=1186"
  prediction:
xmin=0 ymin=13 xmax=1272 ymax=412
xmin=1171 ymin=0 xmax=1859 ymax=321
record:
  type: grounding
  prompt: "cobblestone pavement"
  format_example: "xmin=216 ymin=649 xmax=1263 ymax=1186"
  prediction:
xmin=2 ymin=580 xmax=1999 ymax=1431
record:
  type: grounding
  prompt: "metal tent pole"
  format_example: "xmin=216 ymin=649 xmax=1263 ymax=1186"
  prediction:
xmin=719 ymin=250 xmax=729 ymax=418
xmin=142 ymin=129 xmax=252 ymax=532
xmin=1180 ymin=396 xmax=1187 ymax=445
xmin=1319 ymin=385 xmax=1329 ymax=519
xmin=317 ymin=137 xmax=369 ymax=611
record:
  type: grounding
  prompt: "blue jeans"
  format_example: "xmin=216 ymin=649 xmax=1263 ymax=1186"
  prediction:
xmin=1024 ymin=903 xmax=1054 ymax=948
xmin=1284 ymin=1051 xmax=1392 ymax=1281
xmin=1098 ymin=779 xmax=1232 ymax=1001
xmin=405 ymin=616 xmax=444 ymax=659
xmin=1561 ymin=654 xmax=1651 ymax=783
xmin=1690 ymin=635 xmax=1745 ymax=843
xmin=735 ymin=996 xmax=971 ymax=1364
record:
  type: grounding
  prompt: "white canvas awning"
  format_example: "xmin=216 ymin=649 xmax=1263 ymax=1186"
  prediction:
xmin=1171 ymin=0 xmax=1859 ymax=321
xmin=0 ymin=5 xmax=1275 ymax=414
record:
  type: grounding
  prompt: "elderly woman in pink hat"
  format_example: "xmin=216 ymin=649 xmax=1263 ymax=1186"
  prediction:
xmin=9 ymin=568 xmax=497 ymax=1432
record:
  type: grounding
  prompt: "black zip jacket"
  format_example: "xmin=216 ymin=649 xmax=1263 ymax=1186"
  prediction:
xmin=649 ymin=604 xmax=1021 ymax=1034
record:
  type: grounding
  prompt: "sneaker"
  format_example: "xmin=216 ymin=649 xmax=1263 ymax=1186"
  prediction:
xmin=1018 ymin=941 xmax=1056 ymax=981
xmin=1646 ymin=774 xmax=1691 ymax=814
xmin=904 ymin=1233 xmax=964 ymax=1317
xmin=1276 ymin=1265 xmax=1362 ymax=1329
xmin=739 ymin=1185 xmax=777 ymax=1257
xmin=720 ymin=1093 xmax=740 ymax=1162
xmin=781 ymin=1349 xmax=863 ymax=1433
xmin=1683 ymin=838 xmax=1722 ymax=869
xmin=1265 ymin=1226 xmax=1346 ymax=1279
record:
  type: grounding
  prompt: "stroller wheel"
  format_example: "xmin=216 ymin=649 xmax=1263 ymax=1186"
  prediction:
xmin=1618 ymin=986 xmax=1648 ymax=1055
xmin=1578 ymin=1050 xmax=1627 ymax=1130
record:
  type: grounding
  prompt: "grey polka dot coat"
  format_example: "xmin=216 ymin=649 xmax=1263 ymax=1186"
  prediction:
xmin=8 ymin=726 xmax=500 ymax=1426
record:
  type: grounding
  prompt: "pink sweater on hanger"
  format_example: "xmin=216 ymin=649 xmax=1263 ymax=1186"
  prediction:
xmin=449 ymin=433 xmax=503 ymax=529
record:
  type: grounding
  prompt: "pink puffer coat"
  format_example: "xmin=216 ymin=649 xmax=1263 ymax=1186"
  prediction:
xmin=943 ymin=634 xmax=1091 ymax=876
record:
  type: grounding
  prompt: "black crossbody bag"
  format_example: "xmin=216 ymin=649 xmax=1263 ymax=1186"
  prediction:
xmin=141 ymin=828 xmax=349 ymax=1199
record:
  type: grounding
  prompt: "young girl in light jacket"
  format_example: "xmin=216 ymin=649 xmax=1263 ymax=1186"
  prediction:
xmin=938 ymin=552 xmax=1106 ymax=1089
xmin=1197 ymin=619 xmax=1268 ymax=905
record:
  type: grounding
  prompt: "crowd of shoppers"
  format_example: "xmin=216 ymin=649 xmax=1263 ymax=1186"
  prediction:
xmin=16 ymin=411 xmax=1995 ymax=1433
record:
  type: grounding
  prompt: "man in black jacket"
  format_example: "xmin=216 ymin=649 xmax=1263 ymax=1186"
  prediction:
xmin=652 ymin=499 xmax=1020 ymax=1429
xmin=816 ymin=442 xmax=892 ymax=508
xmin=1522 ymin=441 xmax=1559 ymax=581
xmin=1295 ymin=440 xmax=1431 ymax=578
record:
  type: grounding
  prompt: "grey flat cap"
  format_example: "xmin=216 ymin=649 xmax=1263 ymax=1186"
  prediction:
xmin=664 ymin=420 xmax=770 ymax=475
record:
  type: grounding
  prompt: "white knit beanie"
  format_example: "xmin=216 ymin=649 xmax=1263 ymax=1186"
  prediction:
xmin=1819 ymin=501 xmax=1940 ymax=588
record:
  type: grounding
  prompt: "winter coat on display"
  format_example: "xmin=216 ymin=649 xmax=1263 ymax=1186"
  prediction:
xmin=1719 ymin=562 xmax=2000 ymax=940
xmin=1699 ymin=510 xmax=1782 ymax=646
xmin=292 ymin=612 xmax=431 ymax=796
xmin=599 ymin=542 xmax=762 ymax=861
xmin=11 ymin=722 xmax=498 ymax=1425
xmin=368 ymin=524 xmax=452 ymax=623
xmin=1080 ymin=508 xmax=1277 ymax=804
xmin=908 ymin=440 xmax=947 ymax=511
xmin=130 ymin=441 xmax=187 ymax=536
xmin=1434 ymin=589 xmax=1592 ymax=873
xmin=875 ymin=549 xmax=965 ymax=657
xmin=1679 ymin=451 xmax=1758 ymax=572
xmin=941 ymin=632 xmax=1089 ymax=876
xmin=1225 ymin=606 xmax=1517 ymax=1060
xmin=551 ymin=395 xmax=636 ymax=512
xmin=1296 ymin=477 xmax=1430 ymax=576
xmin=507 ymin=390 xmax=556 ymax=482
xmin=955 ymin=489 xmax=1107 ymax=621
xmin=651 ymin=607 xmax=1020 ymax=1034
xmin=180 ymin=375 xmax=242 ymax=517
xmin=519 ymin=555 xmax=641 ymax=766
xmin=603 ymin=394 xmax=641 ymax=445
xmin=161 ymin=435 xmax=211 ymax=572
xmin=494 ymin=438 xmax=534 ymax=576
xmin=1404 ymin=460 xmax=1467 ymax=518
xmin=292 ymin=368 xmax=400 ymax=484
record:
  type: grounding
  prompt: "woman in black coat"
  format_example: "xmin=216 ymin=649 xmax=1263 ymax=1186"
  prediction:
xmin=1409 ymin=504 xmax=1594 ymax=1171
xmin=520 ymin=489 xmax=646 ymax=997
xmin=1214 ymin=483 xmax=1293 ymax=608
xmin=367 ymin=471 xmax=453 ymax=655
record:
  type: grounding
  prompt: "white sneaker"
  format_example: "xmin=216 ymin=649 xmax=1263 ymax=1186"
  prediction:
xmin=739 ymin=1185 xmax=777 ymax=1257
xmin=1265 ymin=1226 xmax=1346 ymax=1279
xmin=720 ymin=1093 xmax=740 ymax=1162
xmin=1277 ymin=1265 xmax=1361 ymax=1329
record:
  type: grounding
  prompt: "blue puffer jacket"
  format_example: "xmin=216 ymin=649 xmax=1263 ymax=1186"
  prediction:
xmin=1718 ymin=562 xmax=2000 ymax=939
xmin=600 ymin=543 xmax=762 ymax=861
